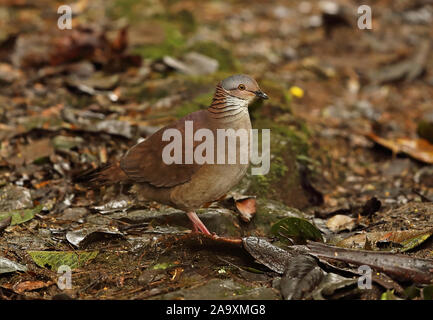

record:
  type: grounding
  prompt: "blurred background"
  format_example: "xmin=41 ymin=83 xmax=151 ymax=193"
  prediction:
xmin=1 ymin=0 xmax=433 ymax=300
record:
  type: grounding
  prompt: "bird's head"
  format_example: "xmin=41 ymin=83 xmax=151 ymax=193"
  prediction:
xmin=218 ymin=74 xmax=268 ymax=106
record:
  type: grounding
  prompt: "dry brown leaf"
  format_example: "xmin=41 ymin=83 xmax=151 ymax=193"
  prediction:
xmin=235 ymin=197 xmax=256 ymax=222
xmin=1 ymin=280 xmax=53 ymax=294
xmin=326 ymin=214 xmax=356 ymax=232
xmin=337 ymin=228 xmax=433 ymax=251
xmin=367 ymin=133 xmax=433 ymax=164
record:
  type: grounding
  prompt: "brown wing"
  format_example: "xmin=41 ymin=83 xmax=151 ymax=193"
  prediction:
xmin=120 ymin=111 xmax=209 ymax=188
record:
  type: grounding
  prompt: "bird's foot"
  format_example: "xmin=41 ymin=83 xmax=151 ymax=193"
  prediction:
xmin=187 ymin=211 xmax=211 ymax=235
xmin=186 ymin=212 xmax=240 ymax=245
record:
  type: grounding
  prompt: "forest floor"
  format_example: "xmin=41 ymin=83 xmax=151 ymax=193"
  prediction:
xmin=0 ymin=0 xmax=433 ymax=300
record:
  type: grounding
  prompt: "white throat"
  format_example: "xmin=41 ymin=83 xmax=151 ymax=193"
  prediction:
xmin=225 ymin=95 xmax=249 ymax=109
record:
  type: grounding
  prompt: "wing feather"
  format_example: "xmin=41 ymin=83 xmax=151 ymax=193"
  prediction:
xmin=120 ymin=111 xmax=208 ymax=187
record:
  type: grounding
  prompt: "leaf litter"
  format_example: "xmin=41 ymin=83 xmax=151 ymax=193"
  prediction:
xmin=0 ymin=0 xmax=433 ymax=300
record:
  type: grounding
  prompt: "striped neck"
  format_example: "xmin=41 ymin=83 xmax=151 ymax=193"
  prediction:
xmin=207 ymin=84 xmax=249 ymax=120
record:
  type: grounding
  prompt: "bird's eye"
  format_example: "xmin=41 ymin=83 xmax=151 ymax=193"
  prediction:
xmin=238 ymin=84 xmax=246 ymax=90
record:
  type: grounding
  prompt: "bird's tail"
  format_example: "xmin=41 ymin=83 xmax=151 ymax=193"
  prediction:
xmin=74 ymin=161 xmax=129 ymax=186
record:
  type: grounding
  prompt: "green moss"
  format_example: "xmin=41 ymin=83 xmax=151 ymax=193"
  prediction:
xmin=247 ymin=117 xmax=311 ymax=207
xmin=175 ymin=91 xmax=213 ymax=118
xmin=249 ymin=156 xmax=288 ymax=195
xmin=108 ymin=0 xmax=149 ymax=21
xmin=133 ymin=21 xmax=186 ymax=60
xmin=161 ymin=9 xmax=197 ymax=34
xmin=108 ymin=0 xmax=197 ymax=59
xmin=253 ymin=118 xmax=310 ymax=159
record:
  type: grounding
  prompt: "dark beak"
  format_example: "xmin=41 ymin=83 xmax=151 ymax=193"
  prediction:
xmin=255 ymin=90 xmax=269 ymax=100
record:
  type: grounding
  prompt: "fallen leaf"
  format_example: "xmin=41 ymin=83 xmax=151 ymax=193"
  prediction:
xmin=16 ymin=138 xmax=54 ymax=165
xmin=235 ymin=197 xmax=256 ymax=222
xmin=152 ymin=262 xmax=176 ymax=270
xmin=28 ymin=250 xmax=98 ymax=270
xmin=337 ymin=228 xmax=433 ymax=252
xmin=13 ymin=280 xmax=53 ymax=294
xmin=326 ymin=214 xmax=356 ymax=232
xmin=0 ymin=205 xmax=42 ymax=226
xmin=311 ymin=273 xmax=358 ymax=300
xmin=0 ymin=185 xmax=33 ymax=211
xmin=66 ymin=227 xmax=123 ymax=247
xmin=271 ymin=217 xmax=323 ymax=244
xmin=0 ymin=216 xmax=11 ymax=231
xmin=367 ymin=133 xmax=433 ymax=164
xmin=381 ymin=290 xmax=402 ymax=300
xmin=0 ymin=257 xmax=27 ymax=274
xmin=52 ymin=135 xmax=84 ymax=151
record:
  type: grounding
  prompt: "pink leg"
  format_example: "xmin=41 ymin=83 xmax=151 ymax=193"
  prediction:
xmin=192 ymin=222 xmax=199 ymax=233
xmin=186 ymin=211 xmax=211 ymax=235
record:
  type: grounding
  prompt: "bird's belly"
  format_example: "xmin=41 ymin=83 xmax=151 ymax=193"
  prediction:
xmin=170 ymin=163 xmax=249 ymax=210
xmin=170 ymin=112 xmax=252 ymax=211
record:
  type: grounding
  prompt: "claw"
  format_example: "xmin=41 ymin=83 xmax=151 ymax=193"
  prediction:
xmin=186 ymin=211 xmax=211 ymax=235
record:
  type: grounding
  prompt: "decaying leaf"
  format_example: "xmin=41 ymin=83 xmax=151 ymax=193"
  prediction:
xmin=311 ymin=273 xmax=358 ymax=300
xmin=326 ymin=214 xmax=356 ymax=232
xmin=0 ymin=205 xmax=42 ymax=227
xmin=0 ymin=185 xmax=33 ymax=211
xmin=66 ymin=226 xmax=124 ymax=247
xmin=93 ymin=197 xmax=134 ymax=214
xmin=7 ymin=139 xmax=54 ymax=165
xmin=11 ymin=280 xmax=53 ymax=294
xmin=271 ymin=217 xmax=323 ymax=244
xmin=0 ymin=257 xmax=27 ymax=274
xmin=52 ymin=135 xmax=84 ymax=151
xmin=381 ymin=290 xmax=402 ymax=300
xmin=367 ymin=133 xmax=433 ymax=164
xmin=405 ymin=285 xmax=433 ymax=300
xmin=337 ymin=228 xmax=433 ymax=252
xmin=0 ymin=216 xmax=11 ymax=231
xmin=152 ymin=262 xmax=177 ymax=270
xmin=234 ymin=197 xmax=256 ymax=222
xmin=28 ymin=250 xmax=99 ymax=270
xmin=218 ymin=194 xmax=257 ymax=222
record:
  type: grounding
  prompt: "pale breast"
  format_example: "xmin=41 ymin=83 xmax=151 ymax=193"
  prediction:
xmin=170 ymin=111 xmax=252 ymax=210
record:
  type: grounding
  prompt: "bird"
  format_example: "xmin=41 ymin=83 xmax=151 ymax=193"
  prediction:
xmin=80 ymin=74 xmax=268 ymax=236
